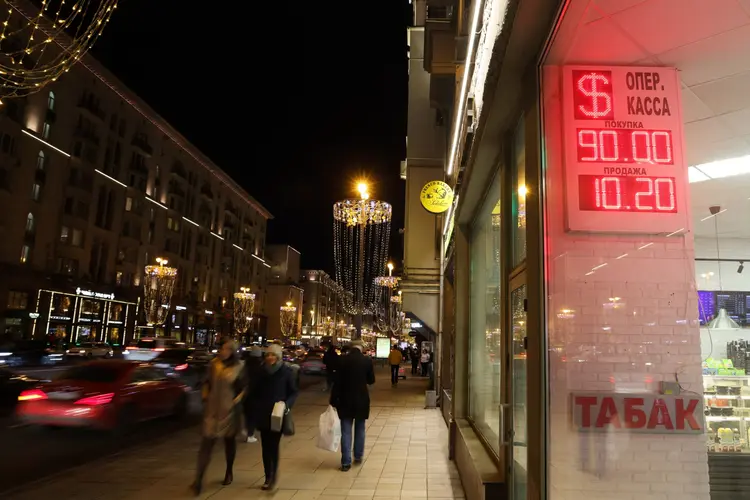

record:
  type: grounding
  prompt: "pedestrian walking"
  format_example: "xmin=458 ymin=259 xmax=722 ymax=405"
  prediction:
xmin=388 ymin=346 xmax=403 ymax=386
xmin=242 ymin=345 xmax=264 ymax=443
xmin=330 ymin=339 xmax=375 ymax=471
xmin=247 ymin=343 xmax=299 ymax=491
xmin=191 ymin=338 xmax=246 ymax=496
xmin=323 ymin=343 xmax=340 ymax=391
xmin=420 ymin=349 xmax=430 ymax=377
xmin=411 ymin=347 xmax=419 ymax=375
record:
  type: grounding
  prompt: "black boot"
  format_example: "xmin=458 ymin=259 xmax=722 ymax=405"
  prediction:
xmin=261 ymin=475 xmax=275 ymax=490
xmin=222 ymin=470 xmax=233 ymax=486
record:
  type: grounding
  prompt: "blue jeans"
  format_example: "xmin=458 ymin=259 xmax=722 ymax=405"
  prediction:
xmin=340 ymin=418 xmax=366 ymax=466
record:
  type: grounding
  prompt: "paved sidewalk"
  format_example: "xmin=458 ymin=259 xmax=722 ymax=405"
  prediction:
xmin=7 ymin=365 xmax=463 ymax=500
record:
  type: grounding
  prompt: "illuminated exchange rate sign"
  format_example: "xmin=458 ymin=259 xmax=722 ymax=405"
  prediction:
xmin=561 ymin=66 xmax=688 ymax=233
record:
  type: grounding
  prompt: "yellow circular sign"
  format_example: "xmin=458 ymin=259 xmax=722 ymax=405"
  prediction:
xmin=420 ymin=181 xmax=454 ymax=214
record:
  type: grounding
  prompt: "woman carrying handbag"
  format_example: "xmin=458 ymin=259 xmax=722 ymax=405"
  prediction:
xmin=247 ymin=343 xmax=298 ymax=491
xmin=191 ymin=338 xmax=246 ymax=496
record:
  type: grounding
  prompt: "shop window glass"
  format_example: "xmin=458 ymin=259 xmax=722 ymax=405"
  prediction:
xmin=7 ymin=291 xmax=28 ymax=310
xmin=539 ymin=1 xmax=720 ymax=495
xmin=468 ymin=172 xmax=502 ymax=454
xmin=511 ymin=118 xmax=526 ymax=266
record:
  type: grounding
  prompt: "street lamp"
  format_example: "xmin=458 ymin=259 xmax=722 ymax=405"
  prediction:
xmin=143 ymin=257 xmax=177 ymax=326
xmin=333 ymin=179 xmax=392 ymax=339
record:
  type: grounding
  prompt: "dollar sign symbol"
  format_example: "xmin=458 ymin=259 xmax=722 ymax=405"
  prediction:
xmin=577 ymin=73 xmax=612 ymax=119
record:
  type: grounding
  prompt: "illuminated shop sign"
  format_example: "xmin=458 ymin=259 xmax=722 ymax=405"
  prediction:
xmin=175 ymin=306 xmax=187 ymax=311
xmin=76 ymin=288 xmax=115 ymax=300
xmin=420 ymin=181 xmax=454 ymax=214
xmin=50 ymin=315 xmax=71 ymax=321
xmin=561 ymin=66 xmax=689 ymax=233
xmin=28 ymin=312 xmax=40 ymax=319
xmin=572 ymin=392 xmax=703 ymax=434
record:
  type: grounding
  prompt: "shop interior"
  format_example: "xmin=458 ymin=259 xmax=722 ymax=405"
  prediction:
xmin=542 ymin=0 xmax=750 ymax=466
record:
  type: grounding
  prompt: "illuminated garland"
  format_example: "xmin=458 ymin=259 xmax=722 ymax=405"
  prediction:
xmin=0 ymin=0 xmax=118 ymax=99
xmin=233 ymin=287 xmax=255 ymax=335
xmin=332 ymin=197 xmax=392 ymax=317
xmin=280 ymin=301 xmax=297 ymax=340
xmin=143 ymin=257 xmax=177 ymax=326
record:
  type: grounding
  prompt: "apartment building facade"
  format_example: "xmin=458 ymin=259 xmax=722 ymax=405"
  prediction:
xmin=0 ymin=52 xmax=272 ymax=347
xmin=299 ymin=269 xmax=353 ymax=343
xmin=265 ymin=245 xmax=304 ymax=341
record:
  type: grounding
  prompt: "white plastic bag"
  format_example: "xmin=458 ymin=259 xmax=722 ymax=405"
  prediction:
xmin=317 ymin=405 xmax=341 ymax=452
xmin=271 ymin=401 xmax=286 ymax=432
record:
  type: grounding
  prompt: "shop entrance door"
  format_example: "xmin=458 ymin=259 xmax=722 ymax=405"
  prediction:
xmin=508 ymin=273 xmax=528 ymax=500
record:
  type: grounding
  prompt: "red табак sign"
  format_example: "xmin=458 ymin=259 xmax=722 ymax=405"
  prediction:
xmin=571 ymin=392 xmax=704 ymax=434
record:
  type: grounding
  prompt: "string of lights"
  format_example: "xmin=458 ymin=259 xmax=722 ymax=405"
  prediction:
xmin=143 ymin=257 xmax=177 ymax=326
xmin=279 ymin=301 xmax=297 ymax=342
xmin=0 ymin=0 xmax=118 ymax=99
xmin=233 ymin=287 xmax=255 ymax=336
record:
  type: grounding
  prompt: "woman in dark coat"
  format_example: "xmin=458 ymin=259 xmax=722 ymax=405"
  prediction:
xmin=191 ymin=338 xmax=245 ymax=495
xmin=247 ymin=343 xmax=298 ymax=490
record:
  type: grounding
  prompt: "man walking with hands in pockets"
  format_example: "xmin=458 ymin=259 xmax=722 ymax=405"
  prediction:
xmin=330 ymin=339 xmax=375 ymax=471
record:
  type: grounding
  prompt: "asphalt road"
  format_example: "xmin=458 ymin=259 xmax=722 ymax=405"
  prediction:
xmin=0 ymin=372 xmax=324 ymax=494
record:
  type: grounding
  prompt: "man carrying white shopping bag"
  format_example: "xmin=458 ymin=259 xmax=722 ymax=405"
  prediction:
xmin=329 ymin=339 xmax=375 ymax=471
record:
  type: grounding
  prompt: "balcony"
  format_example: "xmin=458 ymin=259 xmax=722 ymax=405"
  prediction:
xmin=77 ymin=97 xmax=106 ymax=122
xmin=200 ymin=183 xmax=213 ymax=200
xmin=131 ymin=134 xmax=153 ymax=157
xmin=74 ymin=127 xmax=101 ymax=147
xmin=170 ymin=162 xmax=187 ymax=180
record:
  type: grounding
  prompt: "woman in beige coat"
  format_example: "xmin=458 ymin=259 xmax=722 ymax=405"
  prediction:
xmin=191 ymin=338 xmax=245 ymax=495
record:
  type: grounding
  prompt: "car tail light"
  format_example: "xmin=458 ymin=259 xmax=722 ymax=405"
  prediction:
xmin=125 ymin=346 xmax=137 ymax=350
xmin=74 ymin=393 xmax=114 ymax=406
xmin=154 ymin=348 xmax=165 ymax=352
xmin=174 ymin=363 xmax=188 ymax=371
xmin=18 ymin=389 xmax=47 ymax=401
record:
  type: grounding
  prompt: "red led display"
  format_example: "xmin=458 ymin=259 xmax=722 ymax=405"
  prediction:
xmin=572 ymin=70 xmax=614 ymax=120
xmin=578 ymin=175 xmax=677 ymax=213
xmin=577 ymin=129 xmax=674 ymax=164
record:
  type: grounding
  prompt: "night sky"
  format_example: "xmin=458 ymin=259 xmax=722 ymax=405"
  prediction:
xmin=91 ymin=1 xmax=412 ymax=273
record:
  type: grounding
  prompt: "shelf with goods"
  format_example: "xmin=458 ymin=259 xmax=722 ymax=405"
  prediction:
xmin=704 ymin=374 xmax=750 ymax=453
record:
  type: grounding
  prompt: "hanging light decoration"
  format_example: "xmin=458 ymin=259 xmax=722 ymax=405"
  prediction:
xmin=389 ymin=292 xmax=404 ymax=337
xmin=374 ymin=262 xmax=400 ymax=333
xmin=280 ymin=300 xmax=297 ymax=341
xmin=333 ymin=180 xmax=392 ymax=338
xmin=0 ymin=0 xmax=119 ymax=100
xmin=233 ymin=287 xmax=255 ymax=336
xmin=142 ymin=257 xmax=177 ymax=326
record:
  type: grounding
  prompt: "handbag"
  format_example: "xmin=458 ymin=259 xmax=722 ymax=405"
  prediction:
xmin=282 ymin=409 xmax=295 ymax=436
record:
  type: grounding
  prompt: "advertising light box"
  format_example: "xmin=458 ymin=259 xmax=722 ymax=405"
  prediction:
xmin=375 ymin=337 xmax=391 ymax=359
xmin=561 ymin=66 xmax=689 ymax=234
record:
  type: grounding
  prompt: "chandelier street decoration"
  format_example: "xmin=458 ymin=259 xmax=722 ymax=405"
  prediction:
xmin=333 ymin=180 xmax=392 ymax=338
xmin=233 ymin=287 xmax=255 ymax=336
xmin=143 ymin=257 xmax=177 ymax=326
xmin=280 ymin=301 xmax=297 ymax=341
xmin=0 ymin=0 xmax=119 ymax=100
xmin=389 ymin=291 xmax=405 ymax=336
xmin=374 ymin=262 xmax=400 ymax=333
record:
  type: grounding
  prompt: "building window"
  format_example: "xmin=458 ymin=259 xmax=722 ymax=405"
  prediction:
xmin=125 ymin=196 xmax=133 ymax=211
xmin=7 ymin=291 xmax=28 ymax=310
xmin=36 ymin=150 xmax=46 ymax=171
xmin=115 ymin=271 xmax=123 ymax=286
xmin=72 ymin=228 xmax=83 ymax=247
xmin=19 ymin=245 xmax=30 ymax=264
xmin=512 ymin=118 xmax=526 ymax=266
xmin=47 ymin=91 xmax=55 ymax=111
xmin=468 ymin=171 xmax=501 ymax=454
xmin=31 ymin=183 xmax=41 ymax=201
xmin=60 ymin=226 xmax=69 ymax=243
xmin=42 ymin=122 xmax=51 ymax=139
xmin=25 ymin=212 xmax=35 ymax=233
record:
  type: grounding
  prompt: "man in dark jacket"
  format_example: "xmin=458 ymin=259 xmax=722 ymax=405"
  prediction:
xmin=322 ymin=343 xmax=339 ymax=392
xmin=242 ymin=345 xmax=264 ymax=443
xmin=330 ymin=339 xmax=375 ymax=471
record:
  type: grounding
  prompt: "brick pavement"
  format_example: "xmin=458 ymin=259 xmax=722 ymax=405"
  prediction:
xmin=7 ymin=365 xmax=464 ymax=500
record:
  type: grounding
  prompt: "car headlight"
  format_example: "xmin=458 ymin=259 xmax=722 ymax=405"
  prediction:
xmin=0 ymin=352 xmax=11 ymax=357
xmin=65 ymin=350 xmax=70 ymax=353
xmin=79 ymin=350 xmax=85 ymax=354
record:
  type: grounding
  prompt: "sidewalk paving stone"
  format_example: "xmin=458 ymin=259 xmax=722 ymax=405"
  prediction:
xmin=7 ymin=365 xmax=464 ymax=500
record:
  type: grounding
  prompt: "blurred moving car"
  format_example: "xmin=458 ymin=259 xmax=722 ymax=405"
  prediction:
xmin=299 ymin=350 xmax=326 ymax=375
xmin=16 ymin=360 xmax=189 ymax=430
xmin=0 ymin=368 xmax=46 ymax=416
xmin=0 ymin=340 xmax=64 ymax=367
xmin=150 ymin=348 xmax=212 ymax=389
xmin=65 ymin=342 xmax=114 ymax=360
xmin=124 ymin=338 xmax=184 ymax=361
